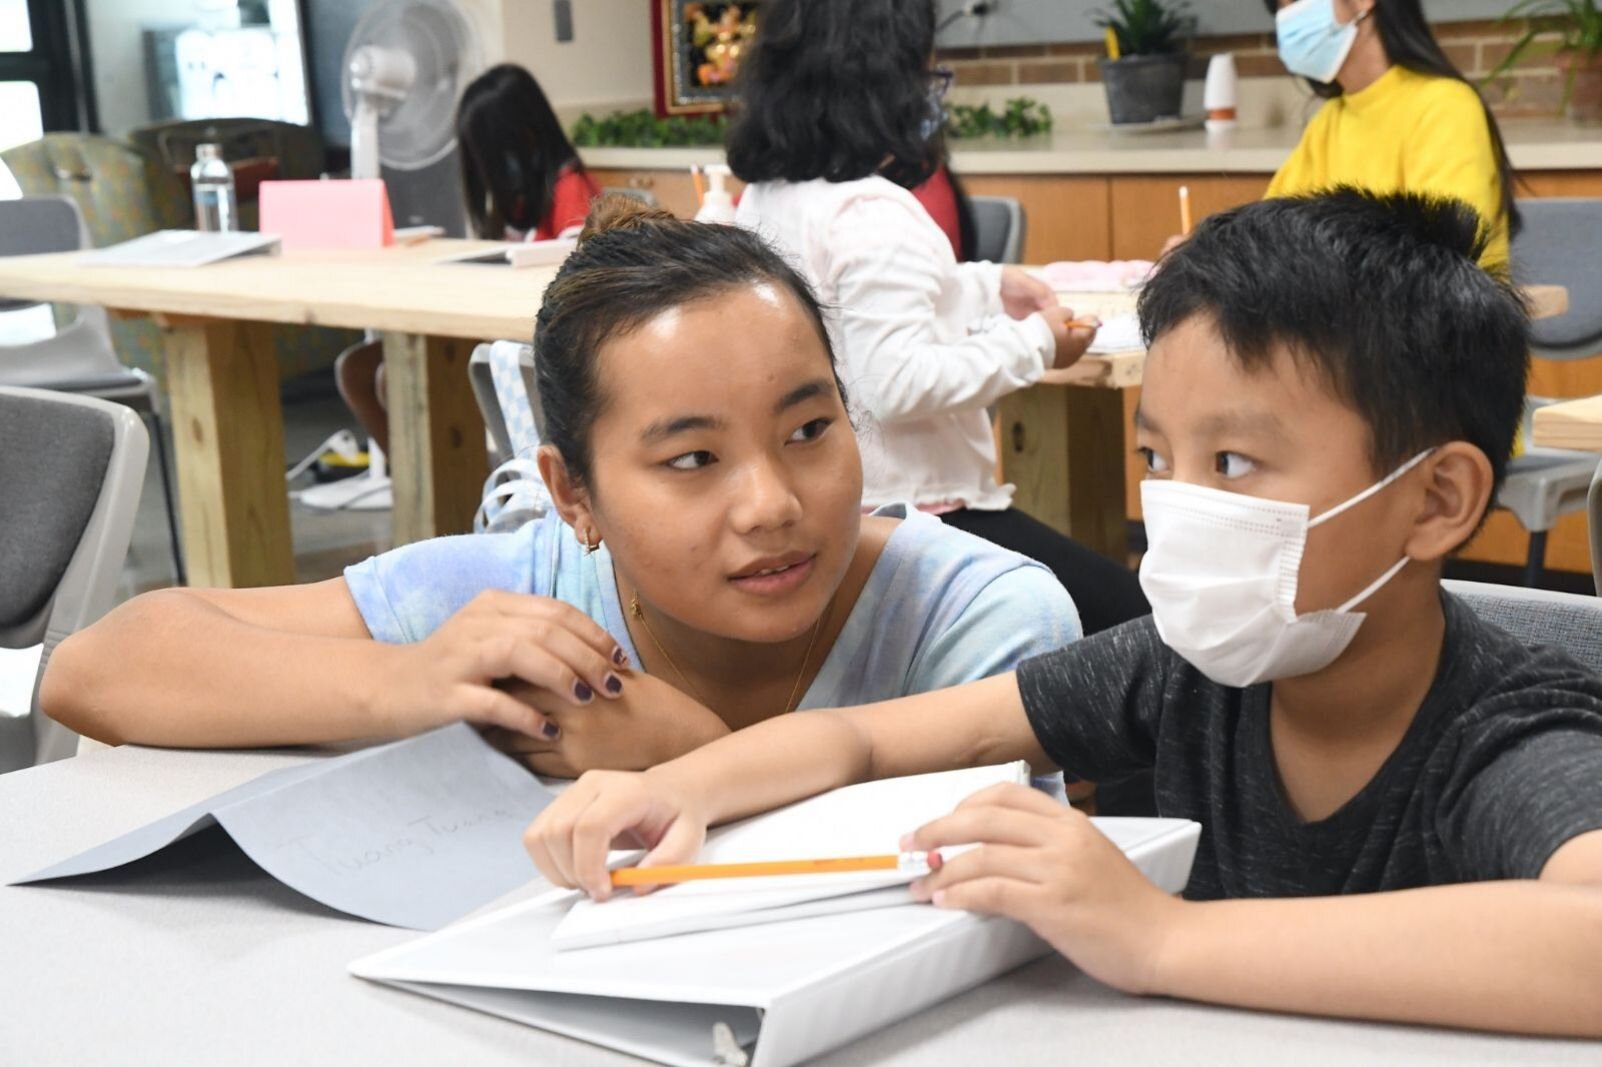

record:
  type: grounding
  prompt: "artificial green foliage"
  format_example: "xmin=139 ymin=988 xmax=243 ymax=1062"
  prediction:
xmin=945 ymin=98 xmax=1055 ymax=139
xmin=1094 ymin=0 xmax=1194 ymax=57
xmin=569 ymin=109 xmax=728 ymax=147
xmin=1490 ymin=0 xmax=1602 ymax=82
xmin=570 ymin=99 xmax=1054 ymax=147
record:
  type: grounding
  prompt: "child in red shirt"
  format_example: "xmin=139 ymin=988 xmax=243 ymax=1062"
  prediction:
xmin=337 ymin=64 xmax=600 ymax=455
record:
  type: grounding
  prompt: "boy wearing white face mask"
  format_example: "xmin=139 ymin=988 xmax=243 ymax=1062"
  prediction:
xmin=524 ymin=190 xmax=1602 ymax=1038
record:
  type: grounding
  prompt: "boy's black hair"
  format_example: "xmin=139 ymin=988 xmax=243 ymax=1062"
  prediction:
xmin=725 ymin=0 xmax=943 ymax=190
xmin=1138 ymin=188 xmax=1530 ymax=502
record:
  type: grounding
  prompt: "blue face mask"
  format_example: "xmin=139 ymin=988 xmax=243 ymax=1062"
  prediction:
xmin=1276 ymin=0 xmax=1368 ymax=85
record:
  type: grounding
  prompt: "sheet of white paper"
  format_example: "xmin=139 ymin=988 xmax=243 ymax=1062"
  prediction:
xmin=0 ymin=643 xmax=43 ymax=719
xmin=552 ymin=764 xmax=1028 ymax=948
xmin=10 ymin=723 xmax=554 ymax=930
xmin=1086 ymin=311 xmax=1143 ymax=353
xmin=78 ymin=229 xmax=279 ymax=267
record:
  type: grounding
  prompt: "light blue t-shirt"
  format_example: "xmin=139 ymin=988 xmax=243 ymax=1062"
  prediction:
xmin=344 ymin=504 xmax=1080 ymax=708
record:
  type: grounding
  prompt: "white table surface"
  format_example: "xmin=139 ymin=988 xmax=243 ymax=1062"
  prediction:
xmin=1 ymin=743 xmax=1592 ymax=1067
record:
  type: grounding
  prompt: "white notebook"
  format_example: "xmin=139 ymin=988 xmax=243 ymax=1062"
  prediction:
xmin=78 ymin=229 xmax=280 ymax=268
xmin=553 ymin=763 xmax=1029 ymax=950
xmin=351 ymin=806 xmax=1202 ymax=1067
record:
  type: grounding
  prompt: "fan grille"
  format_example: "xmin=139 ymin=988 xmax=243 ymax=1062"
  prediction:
xmin=341 ymin=0 xmax=482 ymax=171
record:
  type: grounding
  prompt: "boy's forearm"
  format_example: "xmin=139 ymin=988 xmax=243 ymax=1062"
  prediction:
xmin=648 ymin=673 xmax=1046 ymax=827
xmin=649 ymin=707 xmax=874 ymax=826
xmin=1152 ymin=881 xmax=1602 ymax=1037
xmin=41 ymin=591 xmax=395 ymax=748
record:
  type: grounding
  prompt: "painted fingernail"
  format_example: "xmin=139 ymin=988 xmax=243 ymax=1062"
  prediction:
xmin=573 ymin=681 xmax=593 ymax=703
xmin=927 ymin=849 xmax=944 ymax=871
xmin=541 ymin=721 xmax=560 ymax=739
xmin=604 ymin=673 xmax=623 ymax=695
xmin=613 ymin=647 xmax=628 ymax=667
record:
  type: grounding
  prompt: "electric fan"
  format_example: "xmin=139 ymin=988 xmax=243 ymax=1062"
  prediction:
xmin=299 ymin=0 xmax=483 ymax=512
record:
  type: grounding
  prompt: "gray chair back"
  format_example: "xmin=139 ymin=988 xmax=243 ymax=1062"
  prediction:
xmin=1511 ymin=198 xmax=1602 ymax=359
xmin=968 ymin=195 xmax=1025 ymax=264
xmin=0 ymin=197 xmax=131 ymax=388
xmin=1443 ymin=579 xmax=1602 ymax=675
xmin=0 ymin=195 xmax=82 ymax=311
xmin=0 ymin=387 xmax=149 ymax=771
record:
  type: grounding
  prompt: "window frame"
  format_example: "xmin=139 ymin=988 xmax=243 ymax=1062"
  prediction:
xmin=0 ymin=0 xmax=96 ymax=134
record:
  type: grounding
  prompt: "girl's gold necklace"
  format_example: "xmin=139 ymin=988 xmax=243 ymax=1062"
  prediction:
xmin=628 ymin=593 xmax=827 ymax=715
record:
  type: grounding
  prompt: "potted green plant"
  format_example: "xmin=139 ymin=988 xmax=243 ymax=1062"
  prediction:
xmin=1491 ymin=0 xmax=1602 ymax=124
xmin=1095 ymin=0 xmax=1195 ymax=125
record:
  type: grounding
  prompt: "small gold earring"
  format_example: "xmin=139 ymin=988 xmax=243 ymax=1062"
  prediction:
xmin=576 ymin=527 xmax=600 ymax=555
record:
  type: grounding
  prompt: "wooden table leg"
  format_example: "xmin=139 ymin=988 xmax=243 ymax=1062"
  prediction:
xmin=998 ymin=384 xmax=1129 ymax=561
xmin=382 ymin=332 xmax=489 ymax=545
xmin=163 ymin=319 xmax=295 ymax=588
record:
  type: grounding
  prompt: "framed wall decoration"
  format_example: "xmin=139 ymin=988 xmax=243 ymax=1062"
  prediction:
xmin=651 ymin=1 xmax=760 ymax=116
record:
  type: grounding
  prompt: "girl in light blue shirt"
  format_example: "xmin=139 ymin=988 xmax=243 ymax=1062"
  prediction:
xmin=43 ymin=197 xmax=1079 ymax=778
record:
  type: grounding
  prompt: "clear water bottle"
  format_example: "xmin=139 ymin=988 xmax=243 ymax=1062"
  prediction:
xmin=191 ymin=143 xmax=237 ymax=232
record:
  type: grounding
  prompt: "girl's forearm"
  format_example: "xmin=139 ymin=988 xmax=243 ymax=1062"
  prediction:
xmin=1153 ymin=881 xmax=1602 ymax=1037
xmin=40 ymin=590 xmax=399 ymax=748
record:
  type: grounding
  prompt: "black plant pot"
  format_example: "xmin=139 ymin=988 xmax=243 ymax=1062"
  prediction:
xmin=1098 ymin=53 xmax=1188 ymax=124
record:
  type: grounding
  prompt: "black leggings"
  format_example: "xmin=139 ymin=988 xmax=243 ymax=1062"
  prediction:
xmin=940 ymin=506 xmax=1149 ymax=635
xmin=941 ymin=506 xmax=1158 ymax=817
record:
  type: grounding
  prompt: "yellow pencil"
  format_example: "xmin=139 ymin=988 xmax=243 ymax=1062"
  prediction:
xmin=611 ymin=850 xmax=942 ymax=887
xmin=690 ymin=164 xmax=707 ymax=204
xmin=1105 ymin=26 xmax=1121 ymax=61
xmin=1178 ymin=184 xmax=1193 ymax=236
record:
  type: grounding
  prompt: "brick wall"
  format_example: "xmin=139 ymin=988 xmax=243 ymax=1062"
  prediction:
xmin=938 ymin=18 xmax=1573 ymax=119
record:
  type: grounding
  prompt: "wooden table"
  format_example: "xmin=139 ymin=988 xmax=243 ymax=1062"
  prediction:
xmin=0 ymin=239 xmax=554 ymax=588
xmin=1534 ymin=393 xmax=1602 ymax=451
xmin=1005 ymin=284 xmax=1572 ymax=561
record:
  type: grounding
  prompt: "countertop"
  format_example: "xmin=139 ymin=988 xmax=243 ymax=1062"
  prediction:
xmin=580 ymin=119 xmax=1602 ymax=176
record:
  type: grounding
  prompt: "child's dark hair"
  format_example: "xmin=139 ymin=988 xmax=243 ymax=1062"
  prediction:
xmin=457 ymin=64 xmax=584 ymax=239
xmin=1139 ymin=189 xmax=1530 ymax=497
xmin=534 ymin=196 xmax=845 ymax=486
xmin=726 ymin=0 xmax=942 ymax=190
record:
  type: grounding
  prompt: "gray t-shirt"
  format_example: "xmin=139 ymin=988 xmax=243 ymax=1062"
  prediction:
xmin=1017 ymin=593 xmax=1602 ymax=900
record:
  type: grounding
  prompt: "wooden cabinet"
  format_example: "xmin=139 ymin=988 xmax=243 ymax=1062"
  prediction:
xmin=960 ymin=175 xmax=1113 ymax=262
xmin=583 ymin=167 xmax=740 ymax=219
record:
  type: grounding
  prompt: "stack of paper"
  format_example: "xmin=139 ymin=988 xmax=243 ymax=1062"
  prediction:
xmin=78 ymin=230 xmax=279 ymax=268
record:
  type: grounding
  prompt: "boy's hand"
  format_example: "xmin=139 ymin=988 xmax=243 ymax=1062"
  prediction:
xmin=905 ymin=782 xmax=1184 ymax=994
xmin=523 ymin=767 xmax=710 ymax=900
xmin=1000 ymin=266 xmax=1057 ymax=319
xmin=379 ymin=590 xmax=628 ymax=740
xmin=483 ymin=671 xmax=731 ymax=777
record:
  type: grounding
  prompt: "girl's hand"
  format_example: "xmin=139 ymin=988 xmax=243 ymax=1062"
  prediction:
xmin=1040 ymin=306 xmax=1098 ymax=371
xmin=905 ymin=782 xmax=1185 ymax=995
xmin=378 ymin=590 xmax=629 ymax=740
xmin=483 ymin=671 xmax=731 ymax=777
xmin=523 ymin=766 xmax=710 ymax=901
xmin=1000 ymin=267 xmax=1058 ymax=320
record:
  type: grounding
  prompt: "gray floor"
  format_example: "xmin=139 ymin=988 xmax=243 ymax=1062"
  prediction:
xmin=119 ymin=377 xmax=396 ymax=604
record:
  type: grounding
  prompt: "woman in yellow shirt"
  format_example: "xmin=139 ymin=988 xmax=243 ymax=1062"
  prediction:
xmin=1265 ymin=0 xmax=1520 ymax=266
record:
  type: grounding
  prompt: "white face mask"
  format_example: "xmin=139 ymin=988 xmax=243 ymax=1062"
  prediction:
xmin=1137 ymin=450 xmax=1434 ymax=688
xmin=1275 ymin=0 xmax=1369 ymax=85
